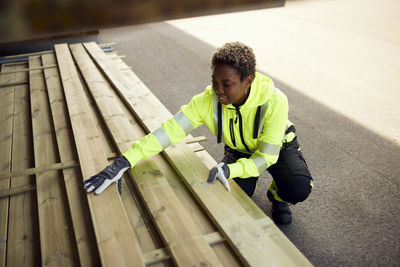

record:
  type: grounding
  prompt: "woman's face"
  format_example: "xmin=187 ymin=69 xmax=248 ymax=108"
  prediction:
xmin=212 ymin=64 xmax=253 ymax=106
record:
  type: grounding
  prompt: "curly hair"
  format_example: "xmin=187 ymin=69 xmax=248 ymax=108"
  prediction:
xmin=211 ymin=42 xmax=256 ymax=81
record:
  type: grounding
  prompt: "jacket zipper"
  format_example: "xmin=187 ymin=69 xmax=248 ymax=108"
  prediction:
xmin=229 ymin=107 xmax=250 ymax=152
xmin=229 ymin=119 xmax=236 ymax=146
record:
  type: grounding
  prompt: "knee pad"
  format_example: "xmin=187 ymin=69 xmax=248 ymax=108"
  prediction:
xmin=279 ymin=175 xmax=313 ymax=204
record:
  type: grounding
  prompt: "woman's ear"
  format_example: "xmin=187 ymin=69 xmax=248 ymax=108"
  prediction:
xmin=246 ymin=75 xmax=254 ymax=88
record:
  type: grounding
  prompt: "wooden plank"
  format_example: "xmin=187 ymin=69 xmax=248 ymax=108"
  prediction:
xmin=4 ymin=50 xmax=53 ymax=59
xmin=0 ymin=81 xmax=29 ymax=88
xmin=0 ymin=184 xmax=36 ymax=198
xmin=83 ymin=42 xmax=307 ymax=267
xmin=70 ymin=42 xmax=222 ymax=267
xmin=71 ymin=48 xmax=166 ymax=265
xmin=0 ymin=160 xmax=79 ymax=180
xmin=185 ymin=135 xmax=207 ymax=144
xmin=0 ymin=64 xmax=15 ymax=267
xmin=0 ymin=65 xmax=57 ymax=75
xmin=54 ymin=43 xmax=145 ymax=267
xmin=42 ymin=52 xmax=100 ymax=266
xmin=6 ymin=63 xmax=40 ymax=266
xmin=29 ymin=55 xmax=77 ymax=266
xmin=188 ymin=142 xmax=205 ymax=152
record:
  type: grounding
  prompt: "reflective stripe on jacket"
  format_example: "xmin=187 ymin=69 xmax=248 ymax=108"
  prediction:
xmin=123 ymin=72 xmax=294 ymax=178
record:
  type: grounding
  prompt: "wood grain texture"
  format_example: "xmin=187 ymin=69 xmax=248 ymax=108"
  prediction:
xmin=70 ymin=45 xmax=168 ymax=267
xmin=0 ymin=64 xmax=15 ymax=267
xmin=70 ymin=42 xmax=221 ymax=266
xmin=54 ymin=44 xmax=145 ymax=267
xmin=29 ymin=55 xmax=77 ymax=266
xmin=0 ymin=184 xmax=35 ymax=198
xmin=6 ymin=62 xmax=40 ymax=267
xmin=42 ymin=53 xmax=100 ymax=267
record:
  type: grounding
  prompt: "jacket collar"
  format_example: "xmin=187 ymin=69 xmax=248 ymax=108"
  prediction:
xmin=225 ymin=72 xmax=275 ymax=110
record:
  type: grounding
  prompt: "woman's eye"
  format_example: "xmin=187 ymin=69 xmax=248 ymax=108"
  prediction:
xmin=223 ymin=84 xmax=231 ymax=88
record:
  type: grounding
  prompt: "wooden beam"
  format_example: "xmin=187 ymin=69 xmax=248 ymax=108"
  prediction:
xmin=0 ymin=184 xmax=36 ymax=198
xmin=0 ymin=64 xmax=15 ymax=267
xmin=0 ymin=160 xmax=79 ymax=181
xmin=83 ymin=41 xmax=302 ymax=266
xmin=71 ymin=47 xmax=165 ymax=260
xmin=185 ymin=135 xmax=207 ymax=144
xmin=42 ymin=53 xmax=100 ymax=266
xmin=29 ymin=55 xmax=77 ymax=266
xmin=0 ymin=152 xmax=117 ymax=181
xmin=70 ymin=42 xmax=222 ymax=267
xmin=0 ymin=81 xmax=28 ymax=88
xmin=55 ymin=43 xmax=145 ymax=267
xmin=187 ymin=142 xmax=205 ymax=152
xmin=0 ymin=65 xmax=57 ymax=75
xmin=6 ymin=62 xmax=40 ymax=266
xmin=4 ymin=50 xmax=53 ymax=59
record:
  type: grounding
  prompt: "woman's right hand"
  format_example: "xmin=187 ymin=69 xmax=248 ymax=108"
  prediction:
xmin=83 ymin=156 xmax=131 ymax=195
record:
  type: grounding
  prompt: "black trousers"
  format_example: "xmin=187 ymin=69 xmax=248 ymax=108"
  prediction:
xmin=222 ymin=137 xmax=313 ymax=204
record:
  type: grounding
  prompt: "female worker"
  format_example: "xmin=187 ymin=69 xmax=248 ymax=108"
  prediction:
xmin=84 ymin=42 xmax=314 ymax=225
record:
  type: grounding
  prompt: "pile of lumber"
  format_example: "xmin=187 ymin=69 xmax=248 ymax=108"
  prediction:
xmin=0 ymin=42 xmax=313 ymax=266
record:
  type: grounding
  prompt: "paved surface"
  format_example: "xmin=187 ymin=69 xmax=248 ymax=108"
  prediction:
xmin=100 ymin=0 xmax=400 ymax=266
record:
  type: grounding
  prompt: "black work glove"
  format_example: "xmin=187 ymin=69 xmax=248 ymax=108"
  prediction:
xmin=83 ymin=156 xmax=131 ymax=195
xmin=207 ymin=162 xmax=230 ymax=192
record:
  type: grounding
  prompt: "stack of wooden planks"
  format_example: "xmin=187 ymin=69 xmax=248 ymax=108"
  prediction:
xmin=0 ymin=42 xmax=313 ymax=267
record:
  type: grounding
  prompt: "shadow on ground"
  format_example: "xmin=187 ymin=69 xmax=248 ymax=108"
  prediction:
xmin=100 ymin=22 xmax=400 ymax=267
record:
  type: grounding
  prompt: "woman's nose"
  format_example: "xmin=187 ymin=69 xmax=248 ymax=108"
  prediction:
xmin=215 ymin=83 xmax=224 ymax=94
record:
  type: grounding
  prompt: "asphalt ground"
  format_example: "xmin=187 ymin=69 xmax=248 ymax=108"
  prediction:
xmin=100 ymin=0 xmax=400 ymax=266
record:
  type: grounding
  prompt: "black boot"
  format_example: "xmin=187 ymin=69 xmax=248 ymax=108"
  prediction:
xmin=267 ymin=191 xmax=292 ymax=225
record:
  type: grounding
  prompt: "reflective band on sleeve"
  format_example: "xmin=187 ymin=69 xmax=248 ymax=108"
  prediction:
xmin=153 ymin=127 xmax=171 ymax=149
xmin=251 ymin=156 xmax=268 ymax=173
xmin=260 ymin=141 xmax=280 ymax=156
xmin=173 ymin=111 xmax=194 ymax=135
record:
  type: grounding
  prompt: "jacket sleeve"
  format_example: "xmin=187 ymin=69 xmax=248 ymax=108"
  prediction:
xmin=123 ymin=91 xmax=207 ymax=167
xmin=227 ymin=89 xmax=288 ymax=178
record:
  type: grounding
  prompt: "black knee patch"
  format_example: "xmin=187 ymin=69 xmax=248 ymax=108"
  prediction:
xmin=279 ymin=175 xmax=312 ymax=204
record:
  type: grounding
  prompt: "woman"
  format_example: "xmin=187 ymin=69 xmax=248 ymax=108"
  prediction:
xmin=84 ymin=42 xmax=313 ymax=225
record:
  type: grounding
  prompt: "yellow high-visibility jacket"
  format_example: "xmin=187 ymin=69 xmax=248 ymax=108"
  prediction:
xmin=123 ymin=72 xmax=295 ymax=178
